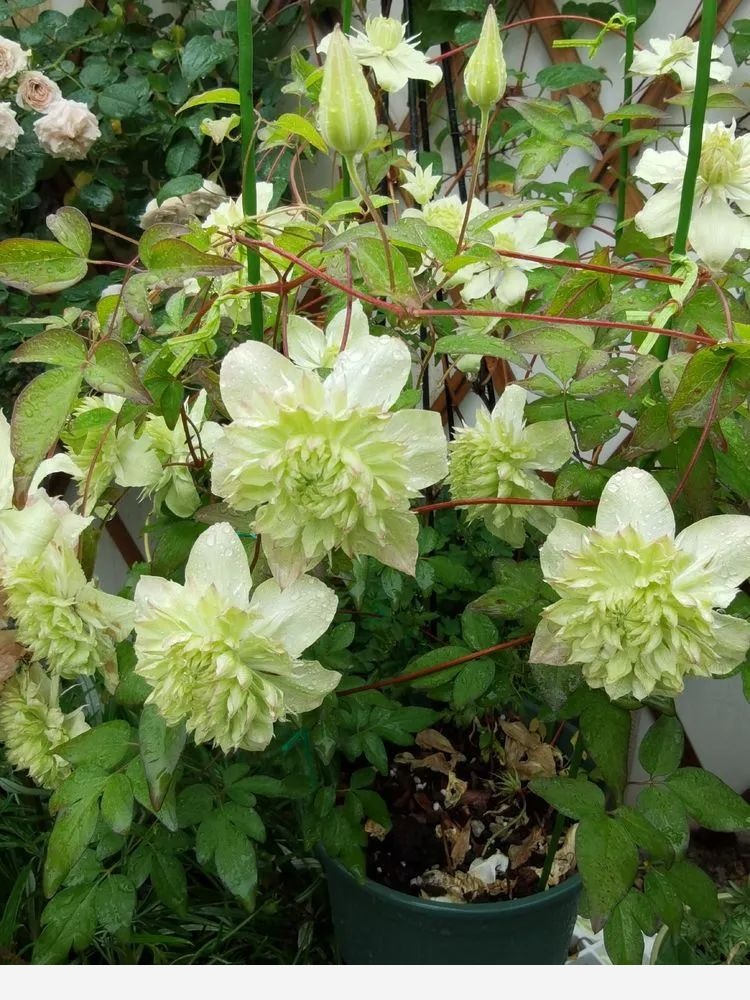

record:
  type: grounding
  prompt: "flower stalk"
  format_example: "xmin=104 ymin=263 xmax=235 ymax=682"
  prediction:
xmin=237 ymin=0 xmax=264 ymax=340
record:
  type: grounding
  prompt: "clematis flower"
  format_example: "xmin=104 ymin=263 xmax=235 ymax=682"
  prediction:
xmin=0 ymin=663 xmax=88 ymax=789
xmin=59 ymin=394 xmax=163 ymax=513
xmin=448 ymin=384 xmax=574 ymax=547
xmin=530 ymin=468 xmax=750 ymax=701
xmin=318 ymin=16 xmax=442 ymax=94
xmin=630 ymin=35 xmax=732 ymax=91
xmin=403 ymin=194 xmax=487 ymax=242
xmin=401 ymin=150 xmax=442 ymax=206
xmin=211 ymin=338 xmax=448 ymax=585
xmin=203 ymin=181 xmax=301 ymax=239
xmin=287 ymin=300 xmax=370 ymax=370
xmin=134 ymin=523 xmax=340 ymax=752
xmin=140 ymin=390 xmax=221 ymax=518
xmin=634 ymin=121 xmax=750 ymax=271
xmin=3 ymin=534 xmax=134 ymax=680
xmin=459 ymin=211 xmax=566 ymax=303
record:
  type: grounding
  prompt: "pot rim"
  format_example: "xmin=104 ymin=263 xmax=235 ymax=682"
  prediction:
xmin=318 ymin=847 xmax=581 ymax=918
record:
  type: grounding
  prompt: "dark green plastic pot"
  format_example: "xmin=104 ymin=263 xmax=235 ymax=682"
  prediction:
xmin=320 ymin=851 xmax=581 ymax=965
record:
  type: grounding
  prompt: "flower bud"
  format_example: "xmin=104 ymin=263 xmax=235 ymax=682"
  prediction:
xmin=465 ymin=6 xmax=507 ymax=112
xmin=318 ymin=24 xmax=377 ymax=157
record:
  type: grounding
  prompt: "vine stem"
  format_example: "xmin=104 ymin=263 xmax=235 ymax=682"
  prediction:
xmin=670 ymin=358 xmax=733 ymax=504
xmin=616 ymin=1 xmax=635 ymax=232
xmin=346 ymin=157 xmax=396 ymax=291
xmin=237 ymin=0 xmax=265 ymax=340
xmin=339 ymin=634 xmax=535 ymax=696
xmin=457 ymin=110 xmax=489 ymax=249
xmin=653 ymin=0 xmax=717 ymax=364
xmin=412 ymin=496 xmax=597 ymax=514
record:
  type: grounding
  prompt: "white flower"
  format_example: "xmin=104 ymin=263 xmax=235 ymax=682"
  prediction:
xmin=0 ymin=102 xmax=22 ymax=157
xmin=403 ymin=194 xmax=488 ymax=242
xmin=318 ymin=16 xmax=442 ymax=94
xmin=459 ymin=211 xmax=566 ymax=303
xmin=134 ymin=523 xmax=340 ymax=752
xmin=200 ymin=113 xmax=240 ymax=144
xmin=401 ymin=150 xmax=441 ymax=206
xmin=630 ymin=35 xmax=732 ymax=91
xmin=634 ymin=121 xmax=750 ymax=271
xmin=139 ymin=179 xmax=226 ymax=229
xmin=0 ymin=36 xmax=29 ymax=82
xmin=287 ymin=299 xmax=370 ymax=370
xmin=34 ymin=99 xmax=100 ymax=160
xmin=0 ymin=663 xmax=89 ymax=789
xmin=140 ymin=389 xmax=221 ymax=518
xmin=211 ymin=338 xmax=448 ymax=585
xmin=15 ymin=71 xmax=61 ymax=112
xmin=530 ymin=468 xmax=750 ymax=701
xmin=449 ymin=384 xmax=574 ymax=547
xmin=203 ymin=181 xmax=300 ymax=238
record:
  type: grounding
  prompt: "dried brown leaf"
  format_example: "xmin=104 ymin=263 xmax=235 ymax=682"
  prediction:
xmin=444 ymin=771 xmax=468 ymax=808
xmin=364 ymin=819 xmax=388 ymax=841
xmin=416 ymin=729 xmax=463 ymax=756
xmin=446 ymin=820 xmax=472 ymax=868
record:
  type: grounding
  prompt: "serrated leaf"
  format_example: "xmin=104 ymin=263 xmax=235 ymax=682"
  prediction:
xmin=12 ymin=327 xmax=87 ymax=368
xmin=94 ymin=875 xmax=135 ymax=933
xmin=147 ymin=238 xmax=240 ymax=280
xmin=43 ymin=798 xmax=100 ymax=897
xmin=10 ymin=367 xmax=82 ymax=503
xmin=46 ymin=207 xmax=92 ymax=258
xmin=85 ymin=340 xmax=152 ymax=404
xmin=33 ymin=883 xmax=97 ymax=964
xmin=0 ymin=238 xmax=87 ymax=294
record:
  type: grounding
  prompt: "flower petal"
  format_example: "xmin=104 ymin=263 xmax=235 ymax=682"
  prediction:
xmin=383 ymin=409 xmax=448 ymax=491
xmin=595 ymin=468 xmax=675 ymax=541
xmin=633 ymin=148 xmax=686 ymax=186
xmin=689 ymin=191 xmax=750 ymax=271
xmin=493 ymin=383 xmax=527 ymax=427
xmin=326 ymin=334 xmax=411 ymax=411
xmin=325 ymin=299 xmax=369 ymax=351
xmin=184 ymin=523 xmax=252 ymax=608
xmin=272 ymin=659 xmax=341 ymax=713
xmin=287 ymin=315 xmax=326 ymax=369
xmin=529 ymin=618 xmax=570 ymax=666
xmin=539 ymin=519 xmax=588 ymax=579
xmin=220 ymin=341 xmax=303 ymax=422
xmin=523 ymin=419 xmax=574 ymax=471
xmin=250 ymin=574 xmax=338 ymax=658
xmin=676 ymin=514 xmax=750 ymax=596
xmin=0 ymin=411 xmax=14 ymax=509
xmin=633 ymin=182 xmax=683 ymax=238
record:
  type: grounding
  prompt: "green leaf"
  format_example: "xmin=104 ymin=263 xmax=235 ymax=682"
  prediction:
xmin=33 ymin=883 xmax=97 ymax=964
xmin=177 ymin=87 xmax=240 ymax=113
xmin=58 ymin=720 xmax=133 ymax=771
xmin=666 ymin=768 xmax=750 ymax=832
xmin=150 ymin=852 xmax=188 ymax=916
xmin=84 ymin=340 xmax=152 ymax=404
xmin=638 ymin=715 xmax=684 ymax=777
xmin=139 ymin=705 xmax=186 ymax=811
xmin=154 ymin=174 xmax=202 ymax=205
xmin=98 ymin=77 xmax=151 ymax=118
xmin=461 ymin=611 xmax=498 ymax=651
xmin=537 ymin=64 xmax=606 ymax=91
xmin=101 ymin=773 xmax=134 ymax=835
xmin=0 ymin=238 xmax=88 ymax=294
xmin=603 ymin=890 xmax=645 ymax=965
xmin=94 ymin=875 xmax=135 ymax=934
xmin=12 ymin=327 xmax=87 ymax=368
xmin=46 ymin=207 xmax=92 ymax=258
xmin=165 ymin=134 xmax=201 ymax=177
xmin=44 ymin=798 xmax=101 ymax=897
xmin=181 ymin=35 xmax=235 ymax=85
xmin=222 ymin=802 xmax=266 ymax=842
xmin=664 ymin=859 xmax=721 ymax=921
xmin=176 ymin=784 xmax=215 ymax=827
xmin=452 ymin=658 xmax=496 ymax=707
xmin=275 ymin=112 xmax=328 ymax=152
xmin=10 ymin=367 xmax=82 ymax=502
xmin=578 ymin=689 xmax=631 ymax=801
xmin=644 ymin=868 xmax=683 ymax=929
xmin=613 ymin=806 xmax=674 ymax=862
xmin=354 ymin=789 xmax=392 ymax=831
xmin=637 ymin=785 xmax=690 ymax=854
xmin=576 ymin=815 xmax=639 ymax=925
xmin=362 ymin=732 xmax=389 ymax=774
xmin=147 ymin=238 xmax=240 ymax=280
xmin=530 ymin=777 xmax=606 ymax=820
xmin=433 ymin=333 xmax=523 ymax=363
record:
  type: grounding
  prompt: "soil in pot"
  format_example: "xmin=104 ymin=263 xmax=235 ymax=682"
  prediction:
xmin=362 ymin=714 xmax=577 ymax=904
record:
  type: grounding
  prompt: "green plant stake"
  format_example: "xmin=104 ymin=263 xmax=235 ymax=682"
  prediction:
xmin=238 ymin=0 xmax=265 ymax=340
xmin=616 ymin=1 xmax=636 ymax=233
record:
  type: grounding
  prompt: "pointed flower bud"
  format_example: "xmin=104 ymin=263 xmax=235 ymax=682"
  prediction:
xmin=318 ymin=24 xmax=377 ymax=157
xmin=465 ymin=6 xmax=507 ymax=112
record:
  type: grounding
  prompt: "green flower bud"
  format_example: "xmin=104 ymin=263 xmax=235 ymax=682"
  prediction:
xmin=465 ymin=6 xmax=507 ymax=112
xmin=318 ymin=25 xmax=377 ymax=157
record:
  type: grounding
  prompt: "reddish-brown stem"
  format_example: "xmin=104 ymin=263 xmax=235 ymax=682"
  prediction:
xmin=413 ymin=496 xmax=598 ymax=514
xmin=493 ymin=249 xmax=682 ymax=285
xmin=670 ymin=359 xmax=733 ymax=504
xmin=339 ymin=634 xmax=535 ymax=696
